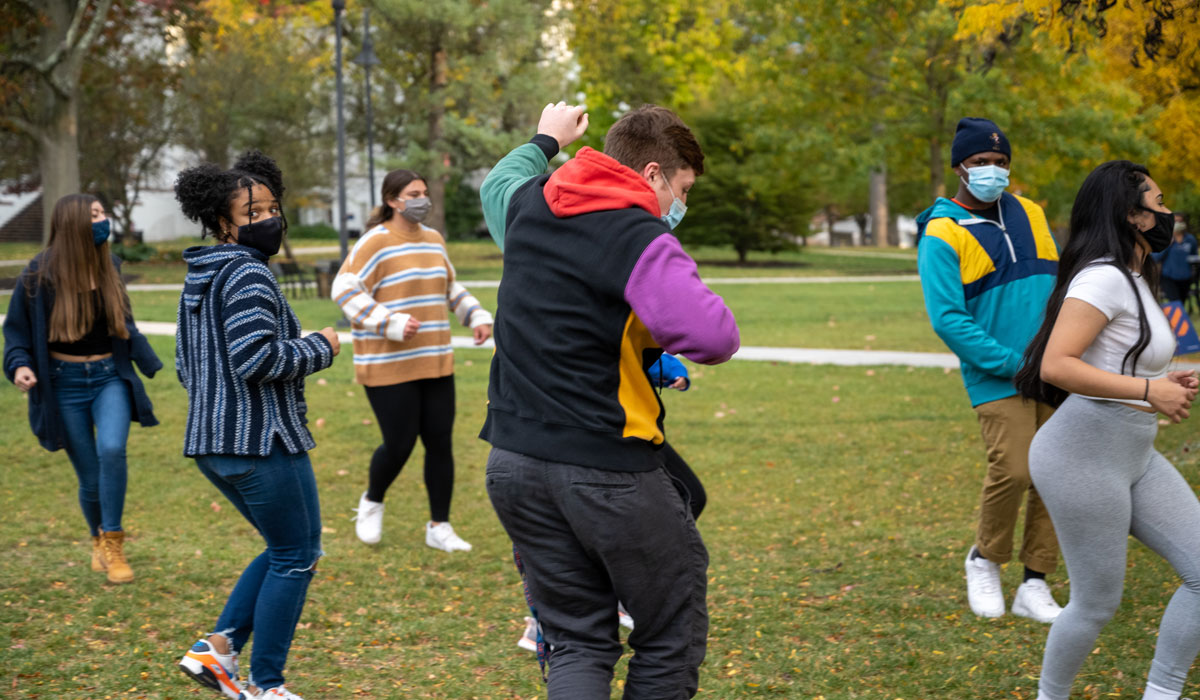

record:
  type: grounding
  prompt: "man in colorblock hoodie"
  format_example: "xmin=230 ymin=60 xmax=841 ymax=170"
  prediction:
xmin=478 ymin=102 xmax=739 ymax=700
xmin=917 ymin=117 xmax=1063 ymax=624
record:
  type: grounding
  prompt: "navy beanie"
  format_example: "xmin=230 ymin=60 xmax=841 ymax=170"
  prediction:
xmin=951 ymin=118 xmax=1011 ymax=167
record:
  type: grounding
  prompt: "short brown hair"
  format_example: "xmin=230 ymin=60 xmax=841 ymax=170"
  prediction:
xmin=603 ymin=105 xmax=704 ymax=178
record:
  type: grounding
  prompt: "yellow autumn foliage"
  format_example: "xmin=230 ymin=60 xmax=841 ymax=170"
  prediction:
xmin=954 ymin=0 xmax=1200 ymax=199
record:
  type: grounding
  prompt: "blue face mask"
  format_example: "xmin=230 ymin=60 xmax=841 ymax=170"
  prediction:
xmin=961 ymin=165 xmax=1010 ymax=203
xmin=660 ymin=178 xmax=688 ymax=230
xmin=92 ymin=218 xmax=111 ymax=246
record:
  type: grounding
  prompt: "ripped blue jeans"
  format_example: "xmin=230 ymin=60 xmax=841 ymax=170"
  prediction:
xmin=195 ymin=440 xmax=322 ymax=691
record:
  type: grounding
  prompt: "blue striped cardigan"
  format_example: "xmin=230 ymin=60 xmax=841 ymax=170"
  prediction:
xmin=176 ymin=244 xmax=334 ymax=457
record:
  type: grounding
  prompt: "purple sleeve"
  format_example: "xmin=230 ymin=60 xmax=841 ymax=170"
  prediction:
xmin=624 ymin=234 xmax=740 ymax=364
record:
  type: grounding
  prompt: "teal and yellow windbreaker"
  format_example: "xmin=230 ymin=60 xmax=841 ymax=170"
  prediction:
xmin=916 ymin=193 xmax=1059 ymax=407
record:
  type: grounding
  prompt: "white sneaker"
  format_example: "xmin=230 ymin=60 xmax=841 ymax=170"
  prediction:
xmin=351 ymin=492 xmax=384 ymax=544
xmin=617 ymin=602 xmax=635 ymax=630
xmin=425 ymin=521 xmax=472 ymax=552
xmin=964 ymin=547 xmax=1005 ymax=618
xmin=517 ymin=616 xmax=538 ymax=652
xmin=1012 ymin=579 xmax=1063 ymax=623
xmin=242 ymin=687 xmax=304 ymax=700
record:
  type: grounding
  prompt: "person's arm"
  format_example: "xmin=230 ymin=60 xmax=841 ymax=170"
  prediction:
xmin=918 ymin=235 xmax=1023 ymax=378
xmin=649 ymin=353 xmax=690 ymax=390
xmin=625 ymin=234 xmax=739 ymax=365
xmin=331 ymin=243 xmax=420 ymax=342
xmin=2 ymin=270 xmax=36 ymax=389
xmin=223 ymin=263 xmax=335 ymax=383
xmin=1041 ymin=298 xmax=1196 ymax=421
xmin=480 ymin=102 xmax=589 ymax=251
xmin=480 ymin=137 xmax=556 ymax=252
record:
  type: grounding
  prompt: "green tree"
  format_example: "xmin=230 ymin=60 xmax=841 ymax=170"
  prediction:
xmin=172 ymin=0 xmax=334 ymax=204
xmin=1 ymin=0 xmax=114 ymax=242
xmin=364 ymin=0 xmax=565 ymax=234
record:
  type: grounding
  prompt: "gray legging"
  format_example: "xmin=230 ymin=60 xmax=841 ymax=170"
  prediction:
xmin=1029 ymin=394 xmax=1200 ymax=699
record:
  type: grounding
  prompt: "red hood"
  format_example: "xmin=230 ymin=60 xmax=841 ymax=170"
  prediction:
xmin=544 ymin=147 xmax=661 ymax=219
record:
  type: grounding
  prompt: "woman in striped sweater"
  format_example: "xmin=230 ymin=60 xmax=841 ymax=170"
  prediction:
xmin=334 ymin=169 xmax=492 ymax=552
xmin=173 ymin=151 xmax=339 ymax=700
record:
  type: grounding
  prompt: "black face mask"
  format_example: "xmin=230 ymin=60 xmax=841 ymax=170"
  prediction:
xmin=237 ymin=215 xmax=283 ymax=258
xmin=1138 ymin=208 xmax=1174 ymax=254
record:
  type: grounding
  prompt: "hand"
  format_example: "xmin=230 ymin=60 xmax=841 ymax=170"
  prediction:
xmin=403 ymin=316 xmax=422 ymax=341
xmin=1168 ymin=369 xmax=1199 ymax=391
xmin=1148 ymin=377 xmax=1196 ymax=423
xmin=537 ymin=101 xmax=589 ymax=150
xmin=669 ymin=377 xmax=688 ymax=390
xmin=473 ymin=323 xmax=493 ymax=345
xmin=13 ymin=366 xmax=36 ymax=392
xmin=317 ymin=327 xmax=341 ymax=356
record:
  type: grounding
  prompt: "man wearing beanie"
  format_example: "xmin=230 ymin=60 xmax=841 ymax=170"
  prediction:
xmin=916 ymin=117 xmax=1064 ymax=623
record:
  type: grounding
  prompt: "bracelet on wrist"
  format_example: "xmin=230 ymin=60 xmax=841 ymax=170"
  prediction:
xmin=1143 ymin=377 xmax=1150 ymax=402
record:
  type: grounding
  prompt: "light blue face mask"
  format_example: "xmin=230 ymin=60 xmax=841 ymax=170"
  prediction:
xmin=660 ymin=177 xmax=688 ymax=230
xmin=961 ymin=165 xmax=1010 ymax=203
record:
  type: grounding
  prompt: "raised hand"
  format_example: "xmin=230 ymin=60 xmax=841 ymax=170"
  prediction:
xmin=537 ymin=101 xmax=589 ymax=150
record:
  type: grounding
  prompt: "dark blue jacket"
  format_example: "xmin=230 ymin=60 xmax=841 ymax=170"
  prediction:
xmin=176 ymin=244 xmax=334 ymax=457
xmin=1152 ymin=233 xmax=1198 ymax=282
xmin=3 ymin=253 xmax=161 ymax=451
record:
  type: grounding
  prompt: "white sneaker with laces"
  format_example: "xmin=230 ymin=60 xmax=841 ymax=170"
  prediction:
xmin=352 ymin=492 xmax=384 ymax=544
xmin=1011 ymin=578 xmax=1063 ymax=623
xmin=964 ymin=546 xmax=1005 ymax=618
xmin=241 ymin=687 xmax=304 ymax=700
xmin=517 ymin=616 xmax=538 ymax=652
xmin=426 ymin=521 xmax=472 ymax=552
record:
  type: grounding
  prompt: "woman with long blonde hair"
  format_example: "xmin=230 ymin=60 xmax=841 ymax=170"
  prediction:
xmin=3 ymin=194 xmax=162 ymax=584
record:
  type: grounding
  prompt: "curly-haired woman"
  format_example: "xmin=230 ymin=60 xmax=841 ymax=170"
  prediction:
xmin=172 ymin=151 xmax=339 ymax=700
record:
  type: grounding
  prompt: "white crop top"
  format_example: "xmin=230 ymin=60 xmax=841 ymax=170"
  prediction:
xmin=1064 ymin=262 xmax=1176 ymax=406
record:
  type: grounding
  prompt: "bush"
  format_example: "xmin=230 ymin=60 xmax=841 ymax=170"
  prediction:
xmin=111 ymin=242 xmax=157 ymax=263
xmin=288 ymin=223 xmax=339 ymax=240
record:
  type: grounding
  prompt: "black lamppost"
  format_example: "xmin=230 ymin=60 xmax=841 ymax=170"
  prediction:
xmin=332 ymin=0 xmax=348 ymax=259
xmin=352 ymin=8 xmax=380 ymax=209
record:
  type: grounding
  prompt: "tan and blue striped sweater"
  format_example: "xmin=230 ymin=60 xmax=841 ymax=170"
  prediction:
xmin=331 ymin=224 xmax=492 ymax=387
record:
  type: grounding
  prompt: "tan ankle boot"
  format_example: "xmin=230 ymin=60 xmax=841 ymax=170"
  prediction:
xmin=99 ymin=531 xmax=134 ymax=584
xmin=91 ymin=535 xmax=106 ymax=572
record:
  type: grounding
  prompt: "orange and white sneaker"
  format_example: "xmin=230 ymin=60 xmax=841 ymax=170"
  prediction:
xmin=241 ymin=686 xmax=305 ymax=699
xmin=179 ymin=638 xmax=243 ymax=699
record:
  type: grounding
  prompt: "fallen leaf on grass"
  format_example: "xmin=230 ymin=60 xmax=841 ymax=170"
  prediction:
xmin=317 ymin=378 xmax=327 ymax=386
xmin=210 ymin=502 xmax=221 ymax=512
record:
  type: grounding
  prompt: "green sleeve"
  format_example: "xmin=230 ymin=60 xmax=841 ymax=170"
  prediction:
xmin=480 ymin=142 xmax=553 ymax=252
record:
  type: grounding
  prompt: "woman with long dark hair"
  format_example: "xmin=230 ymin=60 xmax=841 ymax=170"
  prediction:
xmin=334 ymin=169 xmax=491 ymax=551
xmin=173 ymin=151 xmax=339 ymax=700
xmin=3 ymin=194 xmax=161 ymax=585
xmin=1015 ymin=160 xmax=1200 ymax=700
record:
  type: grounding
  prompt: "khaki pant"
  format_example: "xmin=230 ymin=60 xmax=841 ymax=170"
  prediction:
xmin=973 ymin=395 xmax=1059 ymax=573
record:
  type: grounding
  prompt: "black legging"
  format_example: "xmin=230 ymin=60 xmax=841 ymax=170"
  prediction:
xmin=659 ymin=442 xmax=706 ymax=520
xmin=364 ymin=375 xmax=455 ymax=522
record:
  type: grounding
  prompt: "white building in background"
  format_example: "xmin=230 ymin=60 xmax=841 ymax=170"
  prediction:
xmin=806 ymin=214 xmax=919 ymax=248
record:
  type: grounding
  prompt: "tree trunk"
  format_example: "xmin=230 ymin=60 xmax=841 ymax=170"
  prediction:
xmin=869 ymin=164 xmax=888 ymax=248
xmin=25 ymin=0 xmax=113 ymax=243
xmin=427 ymin=35 xmax=448 ymax=234
xmin=929 ymin=132 xmax=945 ymax=201
xmin=38 ymin=96 xmax=81 ymax=244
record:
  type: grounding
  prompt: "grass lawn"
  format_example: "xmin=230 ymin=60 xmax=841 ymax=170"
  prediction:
xmin=2 ymin=333 xmax=1200 ymax=698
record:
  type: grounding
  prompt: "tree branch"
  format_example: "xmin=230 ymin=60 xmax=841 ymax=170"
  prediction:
xmin=0 ymin=114 xmax=43 ymax=141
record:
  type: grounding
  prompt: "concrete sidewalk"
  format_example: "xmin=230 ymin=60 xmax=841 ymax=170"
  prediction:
xmin=10 ymin=315 xmax=1198 ymax=372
